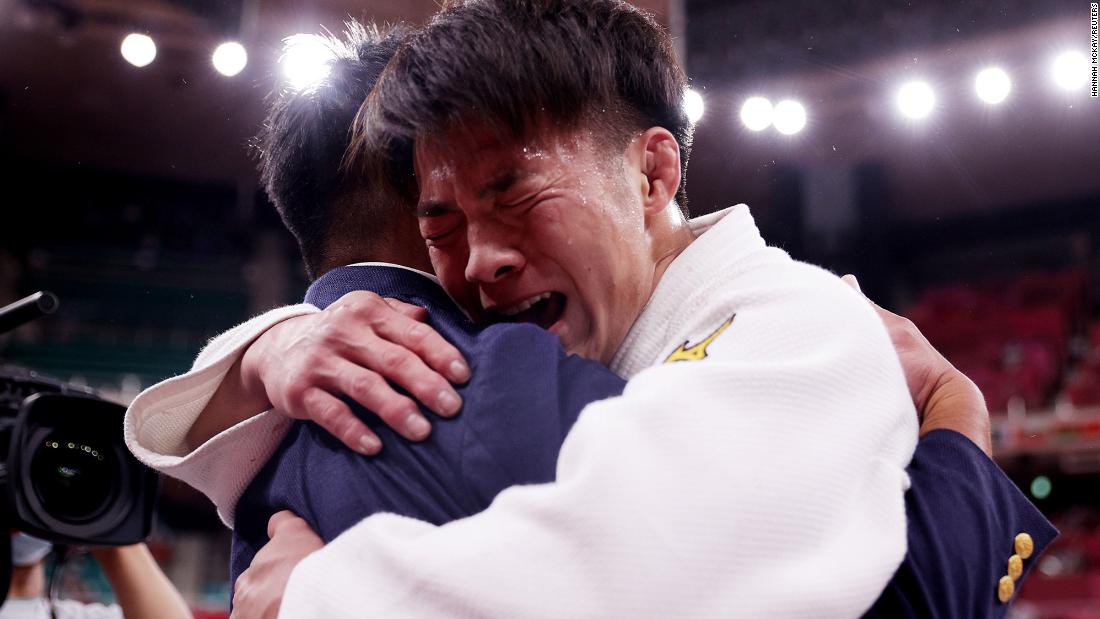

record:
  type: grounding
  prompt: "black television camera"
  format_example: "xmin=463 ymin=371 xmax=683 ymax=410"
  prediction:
xmin=0 ymin=292 xmax=158 ymax=605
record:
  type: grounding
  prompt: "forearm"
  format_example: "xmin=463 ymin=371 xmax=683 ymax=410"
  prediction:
xmin=283 ymin=359 xmax=915 ymax=617
xmin=92 ymin=544 xmax=191 ymax=619
xmin=124 ymin=304 xmax=316 ymax=526
xmin=917 ymin=371 xmax=992 ymax=457
xmin=186 ymin=352 xmax=271 ymax=449
xmin=126 ymin=303 xmax=315 ymax=458
xmin=865 ymin=430 xmax=1057 ymax=618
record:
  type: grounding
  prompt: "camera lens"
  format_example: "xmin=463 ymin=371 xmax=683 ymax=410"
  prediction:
xmin=29 ymin=434 xmax=118 ymax=523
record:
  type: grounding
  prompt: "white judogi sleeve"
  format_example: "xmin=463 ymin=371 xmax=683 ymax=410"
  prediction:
xmin=279 ymin=249 xmax=918 ymax=618
xmin=123 ymin=303 xmax=319 ymax=527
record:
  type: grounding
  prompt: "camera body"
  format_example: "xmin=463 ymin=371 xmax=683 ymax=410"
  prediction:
xmin=0 ymin=368 xmax=158 ymax=546
xmin=0 ymin=367 xmax=159 ymax=606
xmin=7 ymin=393 xmax=158 ymax=546
xmin=0 ymin=291 xmax=160 ymax=605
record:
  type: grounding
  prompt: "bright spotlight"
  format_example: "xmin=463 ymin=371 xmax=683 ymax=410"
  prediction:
xmin=1052 ymin=51 xmax=1088 ymax=91
xmin=773 ymin=100 xmax=806 ymax=135
xmin=974 ymin=67 xmax=1011 ymax=104
xmin=121 ymin=33 xmax=156 ymax=68
xmin=213 ymin=41 xmax=248 ymax=77
xmin=896 ymin=80 xmax=935 ymax=119
xmin=281 ymin=34 xmax=336 ymax=91
xmin=739 ymin=96 xmax=773 ymax=132
xmin=684 ymin=88 xmax=705 ymax=124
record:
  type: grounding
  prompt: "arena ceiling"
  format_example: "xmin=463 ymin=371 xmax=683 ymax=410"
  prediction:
xmin=1 ymin=0 xmax=1097 ymax=222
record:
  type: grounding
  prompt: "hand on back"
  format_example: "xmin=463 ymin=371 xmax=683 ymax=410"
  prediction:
xmin=242 ymin=290 xmax=470 ymax=454
xmin=842 ymin=274 xmax=991 ymax=456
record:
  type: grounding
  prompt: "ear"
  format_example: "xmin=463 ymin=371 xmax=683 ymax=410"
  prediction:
xmin=635 ymin=127 xmax=681 ymax=220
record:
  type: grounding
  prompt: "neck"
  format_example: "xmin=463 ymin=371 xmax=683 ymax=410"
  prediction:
xmin=8 ymin=563 xmax=45 ymax=599
xmin=647 ymin=203 xmax=694 ymax=294
xmin=320 ymin=238 xmax=433 ymax=278
xmin=372 ymin=238 xmax=434 ymax=273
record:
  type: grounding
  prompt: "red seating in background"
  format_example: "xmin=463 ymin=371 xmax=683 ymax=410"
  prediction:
xmin=905 ymin=269 xmax=1089 ymax=414
xmin=1016 ymin=522 xmax=1100 ymax=618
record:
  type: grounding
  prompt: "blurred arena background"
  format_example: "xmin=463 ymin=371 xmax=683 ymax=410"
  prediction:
xmin=1 ymin=0 xmax=1098 ymax=616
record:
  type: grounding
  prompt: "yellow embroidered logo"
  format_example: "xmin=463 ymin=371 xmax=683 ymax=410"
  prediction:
xmin=664 ymin=315 xmax=736 ymax=363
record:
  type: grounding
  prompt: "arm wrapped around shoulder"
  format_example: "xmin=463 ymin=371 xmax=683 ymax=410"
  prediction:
xmin=280 ymin=267 xmax=919 ymax=618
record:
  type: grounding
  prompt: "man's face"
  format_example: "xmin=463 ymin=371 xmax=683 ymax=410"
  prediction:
xmin=414 ymin=127 xmax=657 ymax=363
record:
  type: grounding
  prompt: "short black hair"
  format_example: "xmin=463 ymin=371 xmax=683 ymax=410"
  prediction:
xmin=354 ymin=0 xmax=693 ymax=211
xmin=254 ymin=21 xmax=410 ymax=279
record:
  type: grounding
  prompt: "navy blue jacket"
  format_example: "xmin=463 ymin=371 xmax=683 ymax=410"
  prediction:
xmin=865 ymin=429 xmax=1057 ymax=617
xmin=232 ymin=265 xmax=1056 ymax=616
xmin=231 ymin=266 xmax=624 ymax=582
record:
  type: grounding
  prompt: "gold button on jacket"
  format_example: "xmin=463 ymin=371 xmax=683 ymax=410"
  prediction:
xmin=997 ymin=575 xmax=1015 ymax=603
xmin=1014 ymin=532 xmax=1034 ymax=559
xmin=1007 ymin=554 xmax=1023 ymax=580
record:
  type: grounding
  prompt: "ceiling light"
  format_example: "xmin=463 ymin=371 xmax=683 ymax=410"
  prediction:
xmin=281 ymin=35 xmax=338 ymax=91
xmin=684 ymin=88 xmax=705 ymax=124
xmin=121 ymin=33 xmax=156 ymax=68
xmin=773 ymin=100 xmax=806 ymax=135
xmin=1052 ymin=51 xmax=1088 ymax=91
xmin=975 ymin=67 xmax=1011 ymax=104
xmin=739 ymin=96 xmax=773 ymax=131
xmin=896 ymin=80 xmax=935 ymax=119
xmin=213 ymin=42 xmax=248 ymax=77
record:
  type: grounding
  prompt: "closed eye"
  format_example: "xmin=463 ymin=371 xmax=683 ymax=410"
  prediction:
xmin=420 ymin=213 xmax=462 ymax=244
xmin=499 ymin=191 xmax=558 ymax=212
xmin=425 ymin=228 xmax=457 ymax=243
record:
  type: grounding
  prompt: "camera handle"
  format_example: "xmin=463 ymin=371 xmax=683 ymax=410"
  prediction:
xmin=0 ymin=292 xmax=59 ymax=336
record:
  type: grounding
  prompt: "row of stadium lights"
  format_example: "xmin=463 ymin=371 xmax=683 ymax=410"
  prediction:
xmin=683 ymin=51 xmax=1093 ymax=133
xmin=119 ymin=31 xmax=1092 ymax=129
xmin=119 ymin=32 xmax=356 ymax=86
xmin=120 ymin=33 xmax=248 ymax=76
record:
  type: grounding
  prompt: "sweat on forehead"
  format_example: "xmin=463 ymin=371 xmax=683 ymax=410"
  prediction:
xmin=411 ymin=125 xmax=622 ymax=213
xmin=346 ymin=0 xmax=694 ymax=210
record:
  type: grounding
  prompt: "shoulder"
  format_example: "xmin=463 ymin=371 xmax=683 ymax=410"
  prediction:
xmin=669 ymin=254 xmax=892 ymax=368
xmin=476 ymin=321 xmax=560 ymax=350
xmin=624 ymin=253 xmax=917 ymax=447
xmin=468 ymin=322 xmax=574 ymax=375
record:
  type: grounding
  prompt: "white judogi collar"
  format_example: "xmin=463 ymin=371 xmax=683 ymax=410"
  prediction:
xmin=611 ymin=203 xmax=762 ymax=377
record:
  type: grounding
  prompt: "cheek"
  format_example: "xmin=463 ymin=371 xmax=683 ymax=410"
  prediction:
xmin=430 ymin=246 xmax=482 ymax=313
xmin=429 ymin=246 xmax=466 ymax=288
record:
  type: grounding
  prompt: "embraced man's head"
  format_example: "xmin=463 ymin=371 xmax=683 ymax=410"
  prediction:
xmin=355 ymin=0 xmax=697 ymax=363
xmin=255 ymin=22 xmax=427 ymax=280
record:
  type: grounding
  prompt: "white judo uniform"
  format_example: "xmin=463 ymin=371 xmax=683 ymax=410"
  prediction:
xmin=125 ymin=205 xmax=918 ymax=618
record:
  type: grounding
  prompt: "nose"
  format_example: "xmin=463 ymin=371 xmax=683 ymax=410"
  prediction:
xmin=464 ymin=223 xmax=525 ymax=284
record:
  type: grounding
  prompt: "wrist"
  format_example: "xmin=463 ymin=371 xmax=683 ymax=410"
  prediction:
xmin=239 ymin=335 xmax=272 ymax=407
xmin=186 ymin=330 xmax=277 ymax=449
xmin=90 ymin=544 xmax=136 ymax=568
xmin=919 ymin=371 xmax=992 ymax=457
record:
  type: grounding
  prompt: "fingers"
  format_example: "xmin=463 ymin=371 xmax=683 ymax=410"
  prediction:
xmin=327 ymin=357 xmax=436 ymax=441
xmin=270 ymin=290 xmax=472 ymax=452
xmin=341 ymin=293 xmax=471 ymax=384
xmin=267 ymin=510 xmax=301 ymax=539
xmin=293 ymin=356 xmax=434 ymax=448
xmin=349 ymin=334 xmax=461 ymax=415
xmin=300 ymin=387 xmax=383 ymax=454
xmin=845 ymin=278 xmax=910 ymax=338
xmin=842 ymin=274 xmax=898 ymax=320
xmin=384 ymin=297 xmax=430 ymax=321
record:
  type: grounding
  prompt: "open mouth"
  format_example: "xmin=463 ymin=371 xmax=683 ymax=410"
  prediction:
xmin=495 ymin=291 xmax=567 ymax=330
